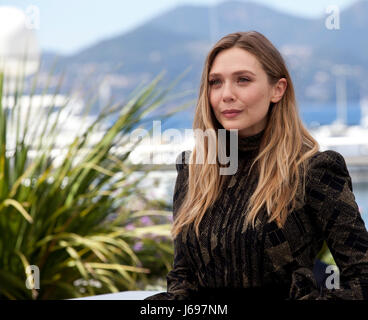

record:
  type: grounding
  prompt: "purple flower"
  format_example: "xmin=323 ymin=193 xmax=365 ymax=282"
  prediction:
xmin=125 ymin=223 xmax=135 ymax=231
xmin=133 ymin=241 xmax=143 ymax=251
xmin=140 ymin=216 xmax=153 ymax=226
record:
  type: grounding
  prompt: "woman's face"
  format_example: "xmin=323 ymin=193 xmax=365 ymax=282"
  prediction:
xmin=208 ymin=47 xmax=287 ymax=137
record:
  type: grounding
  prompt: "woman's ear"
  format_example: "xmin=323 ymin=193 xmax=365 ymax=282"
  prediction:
xmin=270 ymin=78 xmax=287 ymax=103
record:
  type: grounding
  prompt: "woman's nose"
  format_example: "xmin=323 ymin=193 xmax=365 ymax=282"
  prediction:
xmin=222 ymin=82 xmax=235 ymax=102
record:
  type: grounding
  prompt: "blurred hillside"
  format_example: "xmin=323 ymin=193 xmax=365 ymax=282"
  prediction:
xmin=38 ymin=0 xmax=368 ymax=117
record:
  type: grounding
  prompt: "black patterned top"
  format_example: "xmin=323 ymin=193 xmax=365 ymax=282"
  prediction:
xmin=145 ymin=130 xmax=368 ymax=300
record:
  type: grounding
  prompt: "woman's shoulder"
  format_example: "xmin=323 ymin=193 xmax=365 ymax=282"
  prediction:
xmin=306 ymin=149 xmax=352 ymax=191
xmin=308 ymin=150 xmax=349 ymax=175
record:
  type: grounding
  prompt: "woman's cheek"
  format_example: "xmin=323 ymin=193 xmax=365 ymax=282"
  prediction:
xmin=242 ymin=89 xmax=265 ymax=107
xmin=209 ymin=93 xmax=220 ymax=110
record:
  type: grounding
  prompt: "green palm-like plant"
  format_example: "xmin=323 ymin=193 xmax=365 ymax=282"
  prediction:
xmin=0 ymin=65 xmax=190 ymax=299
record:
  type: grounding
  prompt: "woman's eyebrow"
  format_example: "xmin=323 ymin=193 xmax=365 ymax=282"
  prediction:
xmin=209 ymin=70 xmax=256 ymax=77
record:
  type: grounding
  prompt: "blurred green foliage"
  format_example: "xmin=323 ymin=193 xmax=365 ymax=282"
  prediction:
xmin=0 ymin=65 xmax=189 ymax=299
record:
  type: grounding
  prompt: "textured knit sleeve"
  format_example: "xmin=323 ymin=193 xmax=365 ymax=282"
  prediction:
xmin=144 ymin=150 xmax=199 ymax=300
xmin=290 ymin=150 xmax=368 ymax=300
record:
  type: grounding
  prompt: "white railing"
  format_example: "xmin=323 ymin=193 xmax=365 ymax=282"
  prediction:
xmin=71 ymin=290 xmax=162 ymax=300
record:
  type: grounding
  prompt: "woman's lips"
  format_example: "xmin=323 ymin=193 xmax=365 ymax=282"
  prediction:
xmin=222 ymin=110 xmax=242 ymax=118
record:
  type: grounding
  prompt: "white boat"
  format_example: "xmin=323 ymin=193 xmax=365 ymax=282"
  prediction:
xmin=309 ymin=64 xmax=368 ymax=162
xmin=309 ymin=95 xmax=368 ymax=183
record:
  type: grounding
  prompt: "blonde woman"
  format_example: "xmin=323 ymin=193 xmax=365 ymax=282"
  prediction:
xmin=145 ymin=31 xmax=368 ymax=300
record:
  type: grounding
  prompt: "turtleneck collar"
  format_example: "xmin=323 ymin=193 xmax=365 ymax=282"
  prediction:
xmin=223 ymin=128 xmax=265 ymax=155
xmin=237 ymin=129 xmax=265 ymax=152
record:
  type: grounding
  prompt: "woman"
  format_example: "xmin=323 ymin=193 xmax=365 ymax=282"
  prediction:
xmin=145 ymin=31 xmax=368 ymax=300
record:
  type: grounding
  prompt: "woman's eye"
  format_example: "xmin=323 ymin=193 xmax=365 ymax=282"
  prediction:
xmin=238 ymin=77 xmax=250 ymax=83
xmin=209 ymin=77 xmax=249 ymax=86
xmin=209 ymin=79 xmax=221 ymax=86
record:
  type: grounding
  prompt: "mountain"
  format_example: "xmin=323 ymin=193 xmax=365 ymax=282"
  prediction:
xmin=40 ymin=0 xmax=368 ymax=115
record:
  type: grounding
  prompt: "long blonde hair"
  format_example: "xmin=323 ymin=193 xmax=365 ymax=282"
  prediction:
xmin=171 ymin=31 xmax=319 ymax=239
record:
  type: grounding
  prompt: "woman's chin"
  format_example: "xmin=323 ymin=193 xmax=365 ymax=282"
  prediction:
xmin=222 ymin=125 xmax=241 ymax=132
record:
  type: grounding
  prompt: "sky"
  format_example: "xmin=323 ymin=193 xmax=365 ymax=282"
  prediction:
xmin=0 ymin=0 xmax=360 ymax=55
